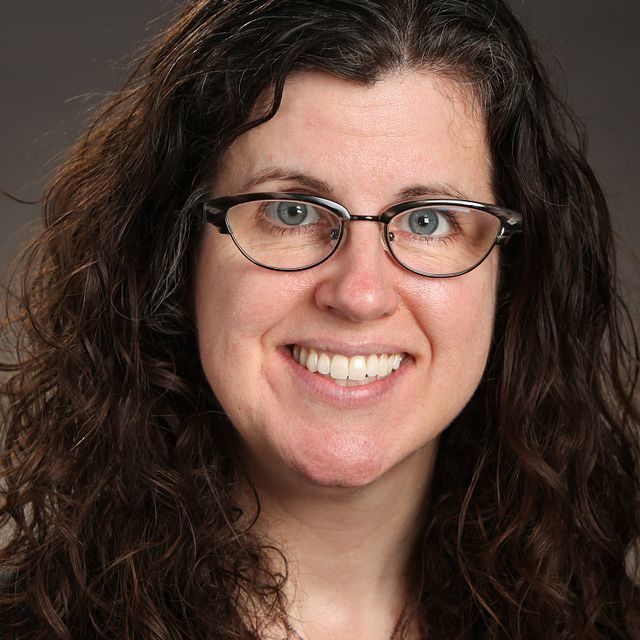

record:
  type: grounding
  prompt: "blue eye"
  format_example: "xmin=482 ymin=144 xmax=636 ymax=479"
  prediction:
xmin=402 ymin=208 xmax=452 ymax=236
xmin=265 ymin=201 xmax=320 ymax=226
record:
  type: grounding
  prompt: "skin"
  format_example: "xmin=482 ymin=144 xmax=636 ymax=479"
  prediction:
xmin=194 ymin=70 xmax=498 ymax=638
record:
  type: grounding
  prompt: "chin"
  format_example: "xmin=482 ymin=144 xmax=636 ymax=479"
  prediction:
xmin=291 ymin=432 xmax=389 ymax=488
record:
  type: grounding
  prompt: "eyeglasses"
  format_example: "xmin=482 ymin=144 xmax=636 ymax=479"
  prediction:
xmin=199 ymin=192 xmax=523 ymax=278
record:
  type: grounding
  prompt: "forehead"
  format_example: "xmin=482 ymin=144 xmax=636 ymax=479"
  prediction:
xmin=215 ymin=70 xmax=493 ymax=204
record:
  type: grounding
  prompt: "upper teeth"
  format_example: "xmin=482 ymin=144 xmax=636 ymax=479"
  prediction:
xmin=292 ymin=345 xmax=404 ymax=381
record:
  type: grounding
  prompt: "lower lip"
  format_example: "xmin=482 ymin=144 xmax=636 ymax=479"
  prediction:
xmin=278 ymin=347 xmax=412 ymax=408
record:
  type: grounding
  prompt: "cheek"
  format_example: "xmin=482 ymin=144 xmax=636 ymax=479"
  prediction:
xmin=194 ymin=234 xmax=257 ymax=402
xmin=408 ymin=258 xmax=498 ymax=386
xmin=192 ymin=231 xmax=312 ymax=404
xmin=439 ymin=277 xmax=495 ymax=351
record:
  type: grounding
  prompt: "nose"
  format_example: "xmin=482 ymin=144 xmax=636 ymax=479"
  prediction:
xmin=313 ymin=219 xmax=400 ymax=322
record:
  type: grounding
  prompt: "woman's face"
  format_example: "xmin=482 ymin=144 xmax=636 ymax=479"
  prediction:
xmin=194 ymin=70 xmax=498 ymax=489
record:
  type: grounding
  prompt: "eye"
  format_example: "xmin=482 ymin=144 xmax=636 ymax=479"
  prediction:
xmin=398 ymin=208 xmax=452 ymax=237
xmin=264 ymin=201 xmax=321 ymax=227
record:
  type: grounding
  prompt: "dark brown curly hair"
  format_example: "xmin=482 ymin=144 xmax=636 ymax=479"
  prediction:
xmin=1 ymin=0 xmax=639 ymax=638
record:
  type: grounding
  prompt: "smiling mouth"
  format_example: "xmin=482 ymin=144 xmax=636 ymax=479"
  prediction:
xmin=289 ymin=345 xmax=406 ymax=387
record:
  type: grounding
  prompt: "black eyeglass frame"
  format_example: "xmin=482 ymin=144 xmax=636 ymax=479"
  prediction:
xmin=199 ymin=192 xmax=523 ymax=278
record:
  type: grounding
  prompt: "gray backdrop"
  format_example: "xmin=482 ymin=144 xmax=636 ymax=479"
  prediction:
xmin=1 ymin=1 xmax=638 ymax=307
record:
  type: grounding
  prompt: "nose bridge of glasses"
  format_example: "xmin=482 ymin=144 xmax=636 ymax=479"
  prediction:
xmin=347 ymin=214 xmax=386 ymax=223
xmin=339 ymin=213 xmax=391 ymax=255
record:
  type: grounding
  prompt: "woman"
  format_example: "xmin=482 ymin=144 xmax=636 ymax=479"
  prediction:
xmin=1 ymin=0 xmax=638 ymax=638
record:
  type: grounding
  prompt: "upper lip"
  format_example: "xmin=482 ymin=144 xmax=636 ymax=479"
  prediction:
xmin=285 ymin=339 xmax=411 ymax=357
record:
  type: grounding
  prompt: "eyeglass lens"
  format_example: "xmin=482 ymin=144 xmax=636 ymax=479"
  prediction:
xmin=224 ymin=199 xmax=502 ymax=275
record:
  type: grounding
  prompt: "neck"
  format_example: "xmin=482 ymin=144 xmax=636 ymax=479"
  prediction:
xmin=238 ymin=442 xmax=438 ymax=640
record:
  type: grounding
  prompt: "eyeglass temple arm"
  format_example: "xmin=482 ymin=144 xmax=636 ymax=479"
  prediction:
xmin=495 ymin=212 xmax=523 ymax=245
xmin=200 ymin=203 xmax=231 ymax=234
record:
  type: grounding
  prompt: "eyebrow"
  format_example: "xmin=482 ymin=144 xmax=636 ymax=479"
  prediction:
xmin=396 ymin=183 xmax=471 ymax=201
xmin=238 ymin=167 xmax=474 ymax=201
xmin=239 ymin=168 xmax=332 ymax=194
